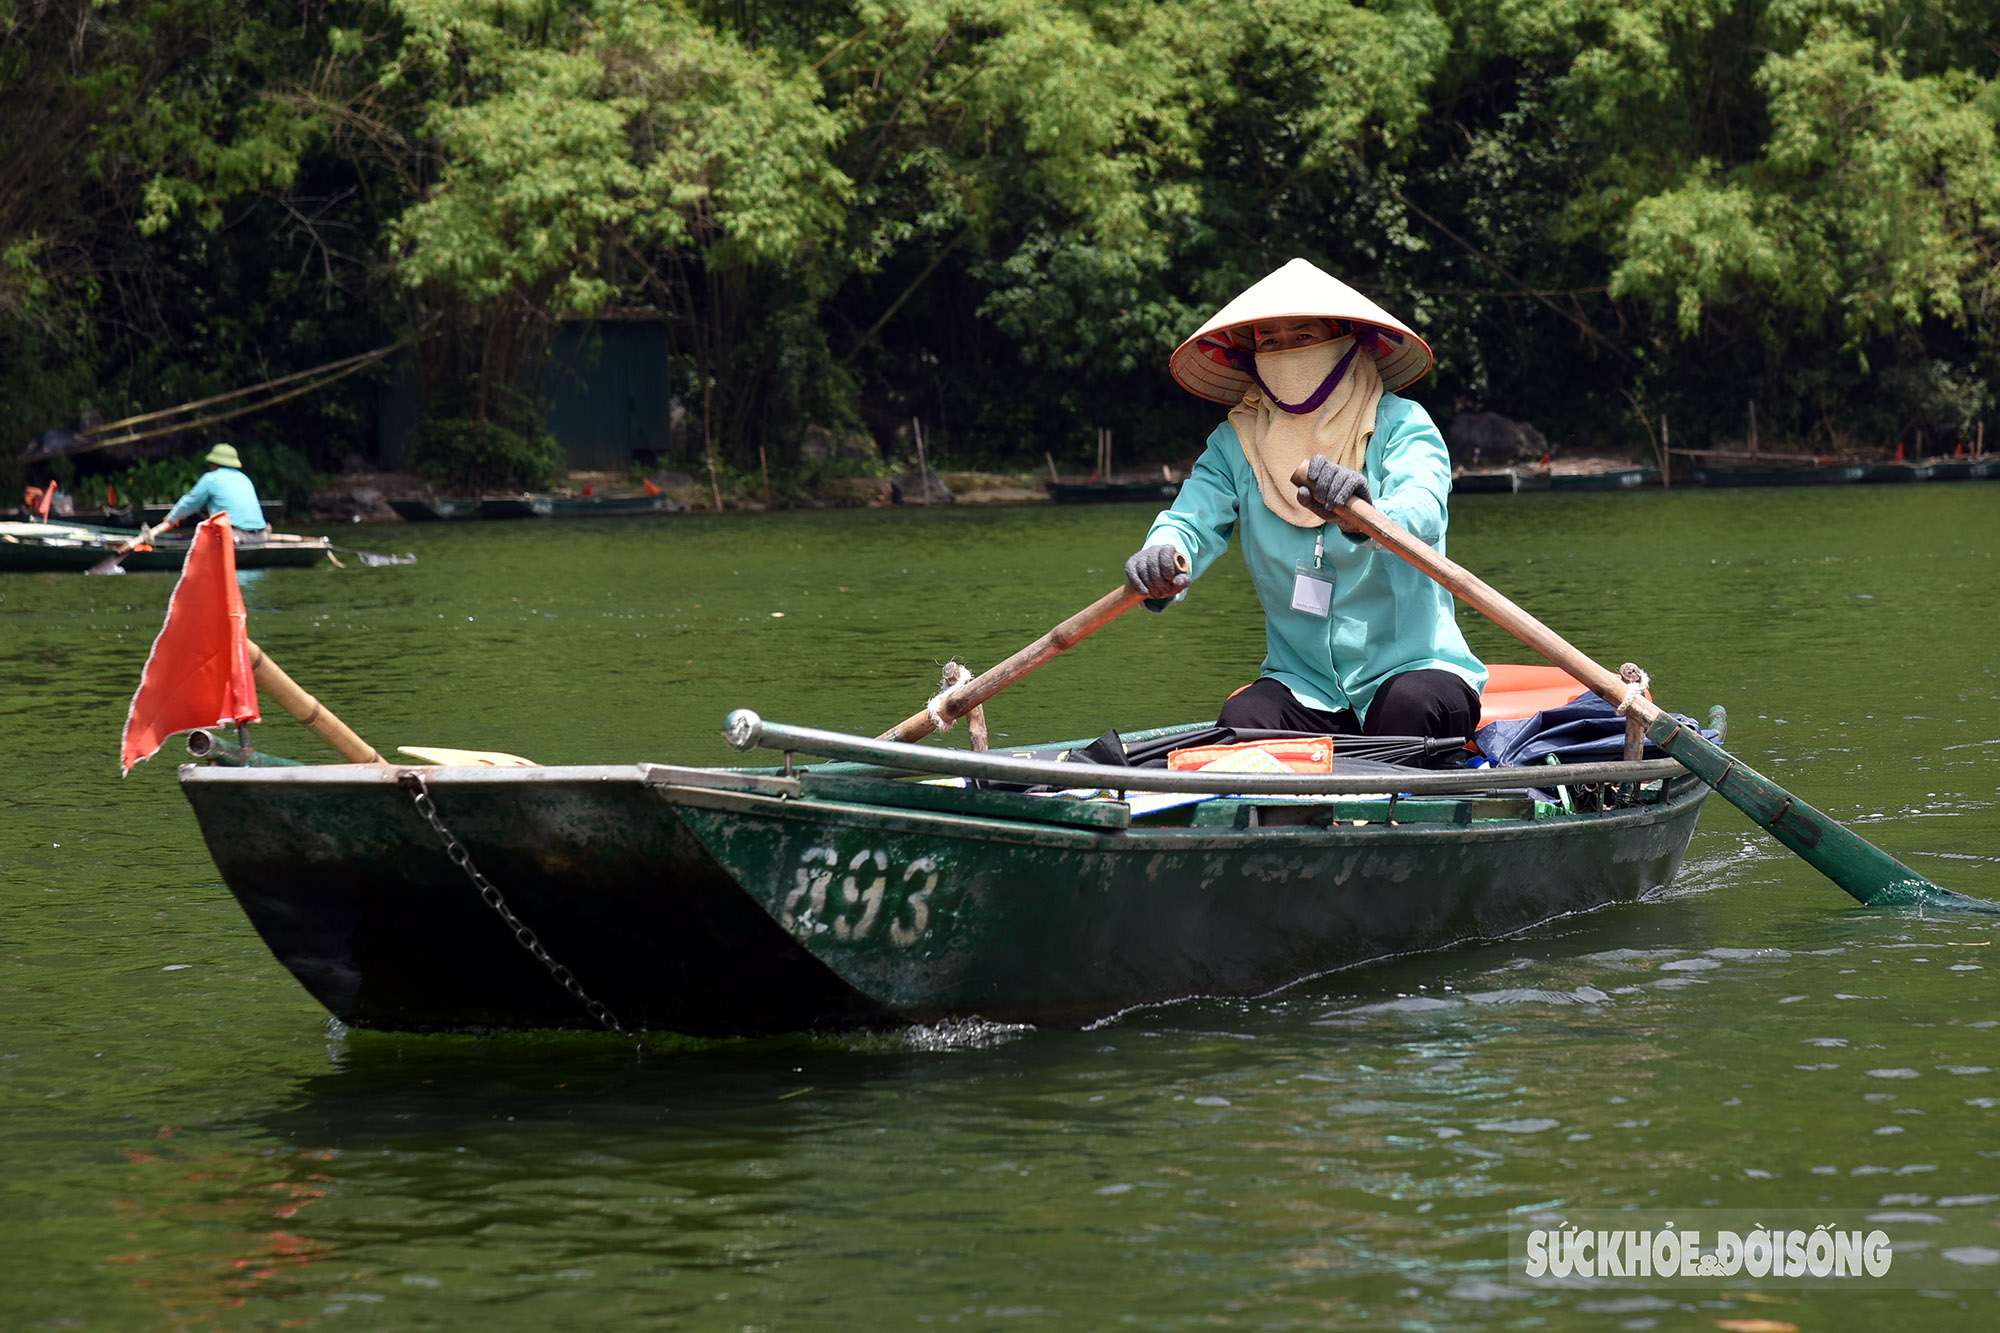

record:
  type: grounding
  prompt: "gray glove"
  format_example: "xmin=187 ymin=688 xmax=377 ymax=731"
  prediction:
xmin=1296 ymin=454 xmax=1371 ymax=522
xmin=1296 ymin=446 xmax=1376 ymax=528
xmin=1124 ymin=543 xmax=1189 ymax=599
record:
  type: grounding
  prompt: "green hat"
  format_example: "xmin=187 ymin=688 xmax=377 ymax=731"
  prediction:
xmin=205 ymin=443 xmax=242 ymax=469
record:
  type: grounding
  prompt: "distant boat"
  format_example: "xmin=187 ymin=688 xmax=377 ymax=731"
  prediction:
xmin=1690 ymin=462 xmax=1868 ymax=487
xmin=476 ymin=493 xmax=549 ymax=519
xmin=1546 ymin=465 xmax=1657 ymax=492
xmin=391 ymin=493 xmax=667 ymax=521
xmin=1858 ymin=460 xmax=1936 ymax=484
xmin=542 ymin=493 xmax=669 ymax=519
xmin=0 ymin=520 xmax=333 ymax=573
xmin=1046 ymin=479 xmax=1182 ymax=505
xmin=1452 ymin=463 xmax=1659 ymax=494
xmin=1923 ymin=458 xmax=1999 ymax=482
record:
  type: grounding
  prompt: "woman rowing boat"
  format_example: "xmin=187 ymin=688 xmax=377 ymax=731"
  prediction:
xmin=1123 ymin=258 xmax=1486 ymax=747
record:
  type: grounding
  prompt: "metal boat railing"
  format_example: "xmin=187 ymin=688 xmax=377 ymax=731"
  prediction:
xmin=723 ymin=708 xmax=1726 ymax=799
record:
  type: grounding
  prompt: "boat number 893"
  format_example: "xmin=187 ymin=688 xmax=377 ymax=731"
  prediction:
xmin=782 ymin=846 xmax=939 ymax=947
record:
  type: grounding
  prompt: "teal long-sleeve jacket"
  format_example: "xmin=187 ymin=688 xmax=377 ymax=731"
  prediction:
xmin=1142 ymin=393 xmax=1486 ymax=723
xmin=163 ymin=467 xmax=268 ymax=531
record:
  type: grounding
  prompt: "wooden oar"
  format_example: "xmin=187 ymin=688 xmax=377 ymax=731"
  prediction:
xmin=881 ymin=551 xmax=1189 ymax=743
xmin=85 ymin=524 xmax=158 ymax=576
xmin=1312 ymin=481 xmax=1988 ymax=912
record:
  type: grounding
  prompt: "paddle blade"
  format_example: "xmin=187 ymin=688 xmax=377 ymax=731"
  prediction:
xmin=396 ymin=746 xmax=536 ymax=767
xmin=84 ymin=555 xmax=127 ymax=575
xmin=1646 ymin=716 xmax=1997 ymax=913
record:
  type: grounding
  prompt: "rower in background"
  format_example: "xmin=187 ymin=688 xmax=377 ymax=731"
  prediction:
xmin=140 ymin=443 xmax=270 ymax=546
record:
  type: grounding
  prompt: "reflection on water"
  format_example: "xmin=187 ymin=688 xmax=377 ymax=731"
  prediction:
xmin=3 ymin=485 xmax=1998 ymax=1328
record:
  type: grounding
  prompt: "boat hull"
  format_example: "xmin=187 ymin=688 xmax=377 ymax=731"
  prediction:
xmin=1546 ymin=466 xmax=1657 ymax=492
xmin=178 ymin=764 xmax=899 ymax=1036
xmin=1691 ymin=463 xmax=1867 ymax=487
xmin=1046 ymin=481 xmax=1182 ymax=504
xmin=672 ymin=779 xmax=1707 ymax=1026
xmin=1 ymin=523 xmax=332 ymax=572
xmin=180 ymin=760 xmax=1710 ymax=1034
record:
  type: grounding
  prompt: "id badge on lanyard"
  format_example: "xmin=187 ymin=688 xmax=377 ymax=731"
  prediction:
xmin=1291 ymin=526 xmax=1333 ymax=618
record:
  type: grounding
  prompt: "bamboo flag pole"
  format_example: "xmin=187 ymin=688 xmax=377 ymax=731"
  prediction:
xmin=245 ymin=640 xmax=387 ymax=764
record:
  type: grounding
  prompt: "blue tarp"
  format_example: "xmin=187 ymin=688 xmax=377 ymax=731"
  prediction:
xmin=1475 ymin=692 xmax=1718 ymax=767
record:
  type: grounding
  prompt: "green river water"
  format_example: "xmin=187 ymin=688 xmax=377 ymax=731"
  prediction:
xmin=3 ymin=485 xmax=1997 ymax=1331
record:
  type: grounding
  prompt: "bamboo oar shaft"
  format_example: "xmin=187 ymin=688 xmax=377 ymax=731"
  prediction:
xmin=880 ymin=555 xmax=1185 ymax=743
xmin=245 ymin=639 xmax=386 ymax=765
xmin=1338 ymin=496 xmax=1658 ymax=724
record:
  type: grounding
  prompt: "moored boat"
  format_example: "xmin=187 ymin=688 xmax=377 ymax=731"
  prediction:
xmin=1546 ymin=464 xmax=1657 ymax=492
xmin=1922 ymin=458 xmax=1999 ymax=482
xmin=177 ymin=697 xmax=1724 ymax=1036
xmin=543 ymin=493 xmax=668 ymax=518
xmin=1858 ymin=460 xmax=1935 ymax=483
xmin=401 ymin=492 xmax=668 ymax=520
xmin=1690 ymin=462 xmax=1867 ymax=487
xmin=0 ymin=521 xmax=334 ymax=573
xmin=475 ymin=493 xmax=551 ymax=519
xmin=1047 ymin=479 xmax=1183 ymax=504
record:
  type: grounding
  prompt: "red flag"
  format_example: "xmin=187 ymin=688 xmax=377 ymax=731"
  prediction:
xmin=121 ymin=515 xmax=260 ymax=773
xmin=642 ymin=477 xmax=662 ymax=496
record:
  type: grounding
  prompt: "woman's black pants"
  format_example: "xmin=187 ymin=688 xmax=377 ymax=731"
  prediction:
xmin=1214 ymin=671 xmax=1480 ymax=742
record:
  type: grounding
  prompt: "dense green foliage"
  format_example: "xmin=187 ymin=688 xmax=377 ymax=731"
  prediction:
xmin=3 ymin=0 xmax=1995 ymax=491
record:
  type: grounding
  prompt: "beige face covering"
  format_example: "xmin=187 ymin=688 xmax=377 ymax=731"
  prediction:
xmin=1228 ymin=335 xmax=1385 ymax=528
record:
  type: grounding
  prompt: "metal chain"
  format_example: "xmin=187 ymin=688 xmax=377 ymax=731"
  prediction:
xmin=398 ymin=771 xmax=634 ymax=1041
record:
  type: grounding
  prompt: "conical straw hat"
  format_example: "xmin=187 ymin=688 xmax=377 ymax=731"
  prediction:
xmin=1168 ymin=258 xmax=1432 ymax=403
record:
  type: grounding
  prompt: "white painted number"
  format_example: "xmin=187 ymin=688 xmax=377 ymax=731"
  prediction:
xmin=781 ymin=843 xmax=838 ymax=929
xmin=890 ymin=856 xmax=938 ymax=946
xmin=783 ymin=845 xmax=941 ymax=948
xmin=834 ymin=848 xmax=888 ymax=940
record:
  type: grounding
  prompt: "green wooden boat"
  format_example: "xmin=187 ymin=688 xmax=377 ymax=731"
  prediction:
xmin=1046 ymin=480 xmax=1182 ymax=504
xmin=1690 ymin=462 xmax=1867 ymax=487
xmin=1858 ymin=460 xmax=1935 ymax=483
xmin=0 ymin=521 xmax=333 ymax=573
xmin=1546 ymin=465 xmax=1657 ymax=492
xmin=176 ymin=705 xmax=1724 ymax=1036
xmin=1909 ymin=458 xmax=1995 ymax=482
xmin=543 ymin=493 xmax=668 ymax=518
xmin=466 ymin=492 xmax=668 ymax=519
